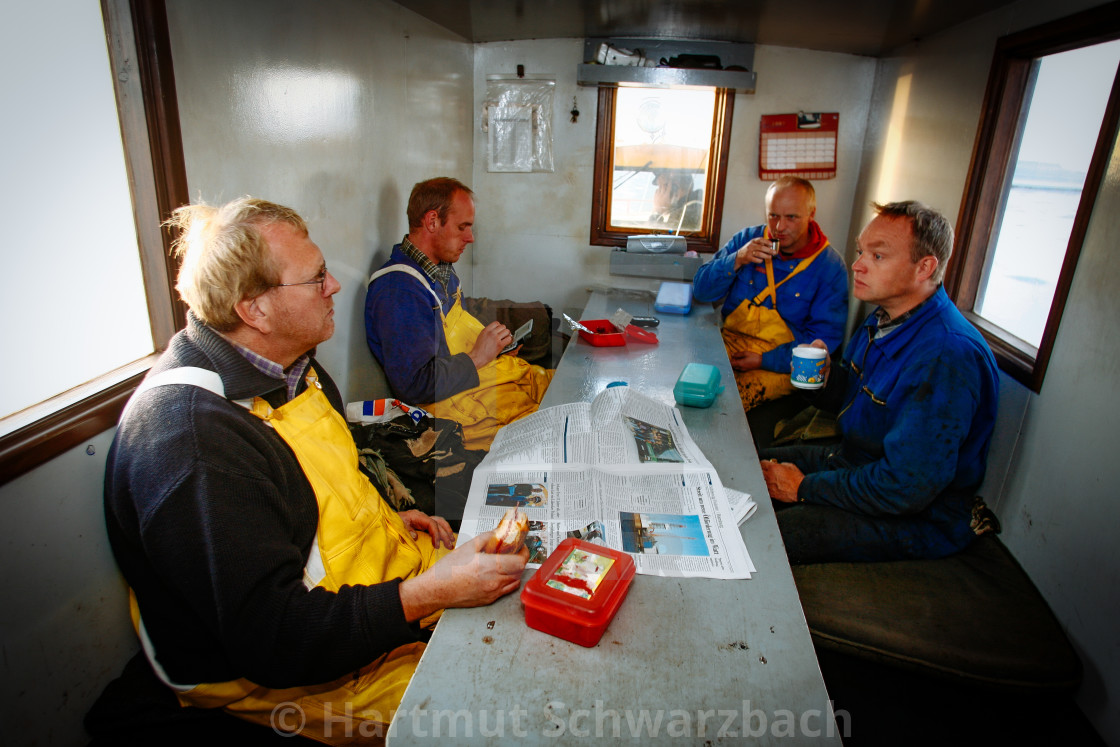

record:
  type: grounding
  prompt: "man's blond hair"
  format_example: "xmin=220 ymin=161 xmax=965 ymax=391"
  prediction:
xmin=169 ymin=197 xmax=308 ymax=331
xmin=766 ymin=176 xmax=816 ymax=213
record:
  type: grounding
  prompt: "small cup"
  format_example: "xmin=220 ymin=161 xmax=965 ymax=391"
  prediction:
xmin=791 ymin=345 xmax=827 ymax=389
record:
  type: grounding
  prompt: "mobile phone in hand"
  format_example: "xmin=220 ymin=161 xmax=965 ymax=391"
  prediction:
xmin=501 ymin=318 xmax=533 ymax=354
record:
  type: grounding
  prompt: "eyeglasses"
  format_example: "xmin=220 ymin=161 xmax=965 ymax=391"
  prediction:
xmin=270 ymin=265 xmax=328 ymax=292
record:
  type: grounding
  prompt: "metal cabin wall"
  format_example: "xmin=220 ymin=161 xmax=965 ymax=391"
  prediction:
xmin=164 ymin=0 xmax=476 ymax=404
xmin=468 ymin=39 xmax=877 ymax=317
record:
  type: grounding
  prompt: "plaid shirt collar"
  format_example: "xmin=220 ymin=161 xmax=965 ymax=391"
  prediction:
xmin=871 ymin=288 xmax=938 ymax=340
xmin=220 ymin=333 xmax=311 ymax=402
xmin=400 ymin=235 xmax=454 ymax=293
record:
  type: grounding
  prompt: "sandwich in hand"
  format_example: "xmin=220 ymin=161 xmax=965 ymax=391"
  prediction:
xmin=485 ymin=507 xmax=529 ymax=554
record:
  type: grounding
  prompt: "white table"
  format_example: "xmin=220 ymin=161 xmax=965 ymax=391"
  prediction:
xmin=388 ymin=291 xmax=841 ymax=744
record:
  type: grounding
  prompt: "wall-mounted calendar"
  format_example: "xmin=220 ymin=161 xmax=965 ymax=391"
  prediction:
xmin=759 ymin=112 xmax=838 ymax=180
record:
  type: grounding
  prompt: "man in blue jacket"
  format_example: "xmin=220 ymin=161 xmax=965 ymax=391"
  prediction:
xmin=693 ymin=177 xmax=848 ymax=411
xmin=761 ymin=201 xmax=999 ymax=563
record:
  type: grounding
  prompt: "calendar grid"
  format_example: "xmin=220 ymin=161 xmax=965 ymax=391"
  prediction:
xmin=759 ymin=113 xmax=838 ymax=180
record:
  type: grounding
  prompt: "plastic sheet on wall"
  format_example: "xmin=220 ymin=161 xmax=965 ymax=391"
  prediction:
xmin=482 ymin=77 xmax=555 ymax=173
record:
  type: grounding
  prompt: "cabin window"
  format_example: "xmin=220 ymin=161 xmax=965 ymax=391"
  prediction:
xmin=0 ymin=0 xmax=186 ymax=485
xmin=3 ymin=3 xmax=151 ymax=422
xmin=590 ymin=85 xmax=733 ymax=252
xmin=949 ymin=6 xmax=1120 ymax=391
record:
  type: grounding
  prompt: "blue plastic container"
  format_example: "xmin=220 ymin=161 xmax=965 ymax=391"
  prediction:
xmin=654 ymin=281 xmax=693 ymax=314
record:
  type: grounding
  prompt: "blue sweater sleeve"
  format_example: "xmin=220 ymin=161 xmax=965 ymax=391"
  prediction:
xmin=692 ymin=228 xmax=758 ymax=303
xmin=799 ymin=346 xmax=985 ymax=516
xmin=365 ymin=276 xmax=479 ymax=404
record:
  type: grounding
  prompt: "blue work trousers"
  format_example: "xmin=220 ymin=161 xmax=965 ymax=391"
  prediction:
xmin=761 ymin=444 xmax=975 ymax=564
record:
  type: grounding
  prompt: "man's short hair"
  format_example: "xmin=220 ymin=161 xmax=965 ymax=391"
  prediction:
xmin=767 ymin=176 xmax=816 ymax=212
xmin=169 ymin=197 xmax=308 ymax=331
xmin=871 ymin=200 xmax=954 ymax=283
xmin=407 ymin=177 xmax=474 ymax=228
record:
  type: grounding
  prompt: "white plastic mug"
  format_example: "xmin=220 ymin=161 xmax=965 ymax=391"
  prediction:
xmin=790 ymin=345 xmax=827 ymax=389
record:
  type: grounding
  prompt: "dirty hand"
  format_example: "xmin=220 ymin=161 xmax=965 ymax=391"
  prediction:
xmin=398 ymin=510 xmax=456 ymax=550
xmin=761 ymin=459 xmax=805 ymax=503
xmin=399 ymin=533 xmax=529 ymax=622
xmin=469 ymin=321 xmax=512 ymax=368
xmin=730 ymin=351 xmax=763 ymax=371
xmin=804 ymin=339 xmax=831 ymax=383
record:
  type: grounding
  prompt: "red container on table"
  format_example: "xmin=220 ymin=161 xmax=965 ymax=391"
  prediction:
xmin=520 ymin=538 xmax=636 ymax=647
xmin=577 ymin=319 xmax=626 ymax=347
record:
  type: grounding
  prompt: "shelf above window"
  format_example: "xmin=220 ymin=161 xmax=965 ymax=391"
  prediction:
xmin=577 ymin=38 xmax=757 ymax=93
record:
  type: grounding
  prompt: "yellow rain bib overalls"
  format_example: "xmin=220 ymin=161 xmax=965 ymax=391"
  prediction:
xmin=126 ymin=366 xmax=449 ymax=745
xmin=369 ymin=265 xmax=553 ymax=450
xmin=721 ymin=234 xmax=827 ymax=412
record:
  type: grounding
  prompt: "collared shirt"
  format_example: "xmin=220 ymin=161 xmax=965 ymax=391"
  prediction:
xmin=872 ymin=289 xmax=938 ymax=340
xmin=220 ymin=333 xmax=311 ymax=402
xmin=400 ymin=235 xmax=454 ymax=295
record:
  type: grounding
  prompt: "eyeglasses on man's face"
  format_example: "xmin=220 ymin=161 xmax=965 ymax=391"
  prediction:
xmin=270 ymin=265 xmax=329 ymax=293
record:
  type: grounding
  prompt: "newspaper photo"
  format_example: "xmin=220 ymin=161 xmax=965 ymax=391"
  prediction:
xmin=457 ymin=386 xmax=757 ymax=579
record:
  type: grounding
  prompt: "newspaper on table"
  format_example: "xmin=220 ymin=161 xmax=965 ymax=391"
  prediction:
xmin=457 ymin=386 xmax=757 ymax=579
xmin=727 ymin=488 xmax=758 ymax=526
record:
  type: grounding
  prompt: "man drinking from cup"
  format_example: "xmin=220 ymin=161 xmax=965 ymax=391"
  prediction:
xmin=693 ymin=176 xmax=849 ymax=412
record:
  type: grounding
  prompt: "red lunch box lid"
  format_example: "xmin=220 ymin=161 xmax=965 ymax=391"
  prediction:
xmin=520 ymin=538 xmax=636 ymax=643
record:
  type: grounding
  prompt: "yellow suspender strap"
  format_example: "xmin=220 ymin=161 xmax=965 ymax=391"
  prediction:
xmin=749 ymin=243 xmax=829 ymax=310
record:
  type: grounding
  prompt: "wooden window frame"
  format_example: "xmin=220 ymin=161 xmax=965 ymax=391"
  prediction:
xmin=0 ymin=0 xmax=188 ymax=486
xmin=948 ymin=3 xmax=1120 ymax=392
xmin=590 ymin=85 xmax=734 ymax=253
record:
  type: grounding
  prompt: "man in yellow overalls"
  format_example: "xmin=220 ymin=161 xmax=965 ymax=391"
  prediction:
xmin=103 ymin=197 xmax=528 ymax=744
xmin=693 ymin=177 xmax=849 ymax=412
xmin=365 ymin=178 xmax=552 ymax=453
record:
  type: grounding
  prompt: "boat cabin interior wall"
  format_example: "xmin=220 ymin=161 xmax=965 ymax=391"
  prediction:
xmin=3 ymin=0 xmax=1118 ymax=743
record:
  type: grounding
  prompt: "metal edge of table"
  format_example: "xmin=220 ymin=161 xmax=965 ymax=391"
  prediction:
xmin=389 ymin=291 xmax=840 ymax=745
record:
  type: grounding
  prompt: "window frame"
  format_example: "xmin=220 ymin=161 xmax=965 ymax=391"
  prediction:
xmin=0 ymin=0 xmax=188 ymax=486
xmin=590 ymin=85 xmax=734 ymax=253
xmin=948 ymin=3 xmax=1120 ymax=392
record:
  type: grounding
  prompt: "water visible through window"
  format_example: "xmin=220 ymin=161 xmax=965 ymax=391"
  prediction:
xmin=976 ymin=39 xmax=1120 ymax=347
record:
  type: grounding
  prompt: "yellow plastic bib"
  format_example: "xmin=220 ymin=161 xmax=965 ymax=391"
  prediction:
xmin=170 ymin=371 xmax=449 ymax=743
xmin=721 ymin=239 xmax=827 ymax=411
xmin=424 ymin=291 xmax=553 ymax=450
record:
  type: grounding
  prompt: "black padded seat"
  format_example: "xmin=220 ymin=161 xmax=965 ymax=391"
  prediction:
xmin=792 ymin=534 xmax=1082 ymax=692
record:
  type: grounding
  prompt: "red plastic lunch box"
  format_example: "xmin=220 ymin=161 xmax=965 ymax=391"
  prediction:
xmin=577 ymin=319 xmax=658 ymax=346
xmin=520 ymin=538 xmax=636 ymax=647
xmin=577 ymin=319 xmax=626 ymax=346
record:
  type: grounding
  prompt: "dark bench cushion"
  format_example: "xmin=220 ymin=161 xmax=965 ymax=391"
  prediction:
xmin=792 ymin=534 xmax=1082 ymax=692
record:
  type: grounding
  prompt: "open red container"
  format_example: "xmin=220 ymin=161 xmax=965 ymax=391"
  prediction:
xmin=520 ymin=538 xmax=636 ymax=647
xmin=577 ymin=319 xmax=626 ymax=347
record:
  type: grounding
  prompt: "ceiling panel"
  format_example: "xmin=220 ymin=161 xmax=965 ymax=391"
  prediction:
xmin=393 ymin=0 xmax=1023 ymax=57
